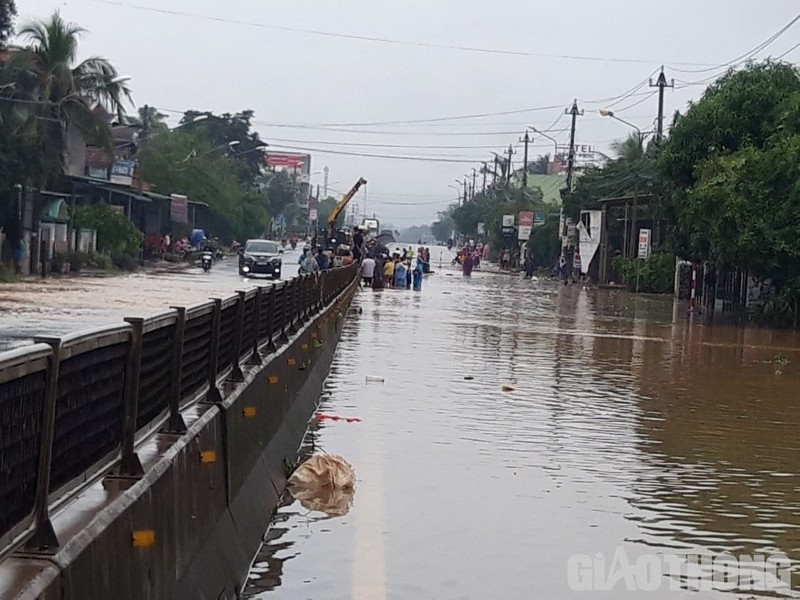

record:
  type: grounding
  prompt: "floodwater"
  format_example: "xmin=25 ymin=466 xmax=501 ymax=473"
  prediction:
xmin=245 ymin=253 xmax=800 ymax=599
xmin=0 ymin=249 xmax=303 ymax=351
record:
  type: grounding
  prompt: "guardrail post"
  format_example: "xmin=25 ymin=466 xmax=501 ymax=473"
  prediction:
xmin=248 ymin=287 xmax=264 ymax=366
xmin=24 ymin=337 xmax=60 ymax=552
xmin=267 ymin=286 xmax=279 ymax=352
xmin=300 ymin=276 xmax=310 ymax=322
xmin=118 ymin=318 xmax=145 ymax=477
xmin=287 ymin=280 xmax=299 ymax=335
xmin=166 ymin=306 xmax=187 ymax=434
xmin=230 ymin=291 xmax=246 ymax=382
xmin=207 ymin=299 xmax=223 ymax=404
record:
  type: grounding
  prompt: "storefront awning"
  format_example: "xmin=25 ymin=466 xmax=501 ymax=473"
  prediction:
xmin=39 ymin=195 xmax=70 ymax=223
xmin=95 ymin=185 xmax=152 ymax=204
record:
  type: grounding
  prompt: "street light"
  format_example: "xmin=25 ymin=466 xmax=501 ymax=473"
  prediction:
xmin=110 ymin=75 xmax=132 ymax=84
xmin=183 ymin=140 xmax=239 ymax=162
xmin=599 ymin=109 xmax=643 ymax=139
xmin=527 ymin=126 xmax=559 ymax=159
xmin=231 ymin=144 xmax=268 ymax=157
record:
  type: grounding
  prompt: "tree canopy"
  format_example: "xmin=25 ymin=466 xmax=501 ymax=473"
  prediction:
xmin=659 ymin=61 xmax=800 ymax=280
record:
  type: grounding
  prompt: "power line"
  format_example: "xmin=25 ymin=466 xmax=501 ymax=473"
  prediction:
xmin=88 ymin=0 xmax=717 ymax=67
xmin=264 ymin=136 xmax=557 ymax=151
xmin=668 ymin=12 xmax=800 ymax=74
xmin=265 ymin=143 xmax=489 ymax=163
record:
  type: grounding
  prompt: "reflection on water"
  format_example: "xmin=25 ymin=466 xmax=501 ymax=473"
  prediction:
xmin=243 ymin=264 xmax=800 ymax=598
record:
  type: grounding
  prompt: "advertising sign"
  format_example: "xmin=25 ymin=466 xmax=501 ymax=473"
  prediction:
xmin=170 ymin=194 xmax=189 ymax=224
xmin=109 ymin=160 xmax=135 ymax=186
xmin=534 ymin=212 xmax=545 ymax=227
xmin=477 ymin=222 xmax=486 ymax=235
xmin=518 ymin=211 xmax=534 ymax=241
xmin=502 ymin=214 xmax=514 ymax=227
xmin=638 ymin=228 xmax=651 ymax=259
xmin=265 ymin=152 xmax=309 ymax=170
xmin=308 ymin=208 xmax=318 ymax=222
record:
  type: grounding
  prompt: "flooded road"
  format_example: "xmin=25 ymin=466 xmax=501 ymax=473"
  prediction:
xmin=245 ymin=256 xmax=800 ymax=599
xmin=0 ymin=249 xmax=303 ymax=351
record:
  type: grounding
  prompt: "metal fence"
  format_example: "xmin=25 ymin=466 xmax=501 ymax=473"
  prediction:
xmin=0 ymin=264 xmax=358 ymax=557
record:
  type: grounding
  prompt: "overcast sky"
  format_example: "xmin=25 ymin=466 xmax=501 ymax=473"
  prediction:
xmin=17 ymin=0 xmax=800 ymax=227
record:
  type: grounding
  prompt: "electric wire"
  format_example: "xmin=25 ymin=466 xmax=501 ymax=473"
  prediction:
xmin=88 ymin=0 xmax=718 ymax=67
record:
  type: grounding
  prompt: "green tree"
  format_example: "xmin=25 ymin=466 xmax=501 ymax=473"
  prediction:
xmin=8 ymin=12 xmax=131 ymax=185
xmin=72 ymin=203 xmax=142 ymax=257
xmin=181 ymin=110 xmax=268 ymax=184
xmin=0 ymin=0 xmax=16 ymax=46
xmin=138 ymin=127 xmax=269 ymax=241
xmin=659 ymin=62 xmax=800 ymax=264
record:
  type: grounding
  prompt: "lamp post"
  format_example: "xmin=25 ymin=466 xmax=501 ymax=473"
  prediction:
xmin=599 ymin=109 xmax=643 ymax=143
xmin=528 ymin=126 xmax=559 ymax=164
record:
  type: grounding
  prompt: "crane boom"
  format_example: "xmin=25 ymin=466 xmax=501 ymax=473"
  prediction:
xmin=328 ymin=177 xmax=367 ymax=227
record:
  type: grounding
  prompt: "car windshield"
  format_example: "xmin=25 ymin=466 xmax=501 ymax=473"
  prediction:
xmin=246 ymin=241 xmax=278 ymax=254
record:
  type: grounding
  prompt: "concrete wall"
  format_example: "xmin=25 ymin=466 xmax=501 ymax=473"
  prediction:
xmin=10 ymin=279 xmax=357 ymax=600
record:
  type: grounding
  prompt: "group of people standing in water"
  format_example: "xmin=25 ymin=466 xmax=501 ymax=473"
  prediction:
xmin=452 ymin=242 xmax=490 ymax=277
xmin=361 ymin=246 xmax=431 ymax=291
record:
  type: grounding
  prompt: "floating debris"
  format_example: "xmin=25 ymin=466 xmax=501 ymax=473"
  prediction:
xmin=502 ymin=385 xmax=516 ymax=392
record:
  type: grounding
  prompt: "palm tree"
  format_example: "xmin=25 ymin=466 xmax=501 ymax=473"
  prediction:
xmin=9 ymin=11 xmax=132 ymax=184
xmin=610 ymin=132 xmax=645 ymax=163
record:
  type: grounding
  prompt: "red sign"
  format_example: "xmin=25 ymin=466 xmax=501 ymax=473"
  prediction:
xmin=265 ymin=153 xmax=307 ymax=169
xmin=519 ymin=211 xmax=534 ymax=227
xmin=170 ymin=194 xmax=188 ymax=224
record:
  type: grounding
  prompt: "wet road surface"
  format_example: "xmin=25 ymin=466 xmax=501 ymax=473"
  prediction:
xmin=245 ymin=254 xmax=800 ymax=599
xmin=0 ymin=249 xmax=303 ymax=351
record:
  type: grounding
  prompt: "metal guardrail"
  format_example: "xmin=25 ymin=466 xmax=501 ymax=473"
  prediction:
xmin=0 ymin=264 xmax=358 ymax=557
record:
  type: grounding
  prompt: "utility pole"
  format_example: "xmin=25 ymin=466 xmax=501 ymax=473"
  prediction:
xmin=519 ymin=131 xmax=530 ymax=191
xmin=462 ymin=178 xmax=468 ymax=205
xmin=481 ymin=162 xmax=487 ymax=193
xmin=505 ymin=144 xmax=516 ymax=187
xmin=492 ymin=155 xmax=499 ymax=185
xmin=565 ymin=100 xmax=583 ymax=193
xmin=323 ymin=166 xmax=329 ymax=197
xmin=650 ymin=66 xmax=674 ymax=143
xmin=471 ymin=169 xmax=477 ymax=198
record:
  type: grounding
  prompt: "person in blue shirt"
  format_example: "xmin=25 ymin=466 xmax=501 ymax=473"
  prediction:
xmin=393 ymin=259 xmax=407 ymax=288
xmin=314 ymin=247 xmax=330 ymax=270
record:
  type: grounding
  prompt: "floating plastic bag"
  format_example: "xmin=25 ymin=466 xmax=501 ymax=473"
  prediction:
xmin=288 ymin=454 xmax=356 ymax=516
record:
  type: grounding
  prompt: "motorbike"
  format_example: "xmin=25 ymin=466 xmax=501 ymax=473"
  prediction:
xmin=201 ymin=251 xmax=213 ymax=272
xmin=290 ymin=239 xmax=298 ymax=250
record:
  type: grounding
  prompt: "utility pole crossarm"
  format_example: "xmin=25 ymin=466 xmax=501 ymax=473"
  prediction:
xmin=650 ymin=66 xmax=674 ymax=143
xmin=565 ymin=100 xmax=584 ymax=194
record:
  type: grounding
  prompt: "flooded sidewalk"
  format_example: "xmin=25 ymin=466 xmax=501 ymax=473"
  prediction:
xmin=245 ymin=264 xmax=800 ymax=599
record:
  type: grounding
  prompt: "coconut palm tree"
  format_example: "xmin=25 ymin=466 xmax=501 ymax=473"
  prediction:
xmin=8 ymin=11 xmax=132 ymax=184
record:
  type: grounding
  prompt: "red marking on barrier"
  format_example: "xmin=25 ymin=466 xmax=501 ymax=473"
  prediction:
xmin=316 ymin=413 xmax=362 ymax=423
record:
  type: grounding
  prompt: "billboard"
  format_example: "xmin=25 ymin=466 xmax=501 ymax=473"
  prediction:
xmin=638 ymin=229 xmax=651 ymax=259
xmin=518 ymin=211 xmax=534 ymax=241
xmin=110 ymin=160 xmax=135 ymax=186
xmin=265 ymin=152 xmax=310 ymax=172
xmin=170 ymin=194 xmax=189 ymax=224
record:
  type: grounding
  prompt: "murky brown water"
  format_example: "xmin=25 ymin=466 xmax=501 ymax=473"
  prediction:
xmin=244 ymin=257 xmax=800 ymax=599
xmin=0 ymin=251 xmax=303 ymax=351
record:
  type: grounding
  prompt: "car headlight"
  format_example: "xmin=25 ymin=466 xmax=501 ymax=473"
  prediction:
xmin=272 ymin=258 xmax=281 ymax=264
xmin=242 ymin=266 xmax=250 ymax=273
xmin=244 ymin=254 xmax=254 ymax=262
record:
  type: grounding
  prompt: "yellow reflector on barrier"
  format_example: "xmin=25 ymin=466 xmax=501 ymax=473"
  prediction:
xmin=132 ymin=530 xmax=155 ymax=548
xmin=268 ymin=375 xmax=279 ymax=384
xmin=200 ymin=451 xmax=217 ymax=464
xmin=287 ymin=358 xmax=296 ymax=366
xmin=244 ymin=406 xmax=257 ymax=418
xmin=301 ymin=343 xmax=309 ymax=351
